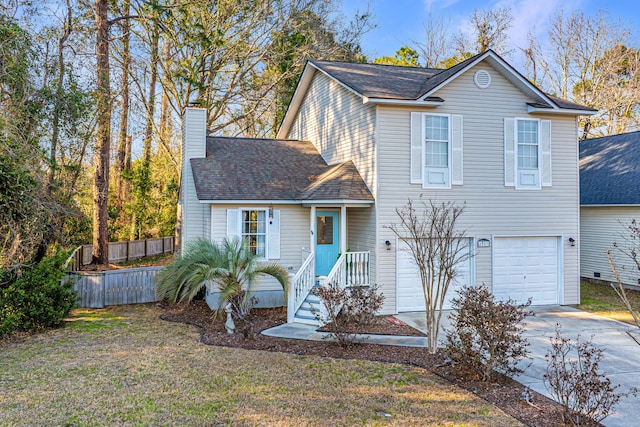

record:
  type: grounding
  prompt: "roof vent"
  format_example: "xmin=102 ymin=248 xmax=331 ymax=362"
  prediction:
xmin=474 ymin=70 xmax=491 ymax=89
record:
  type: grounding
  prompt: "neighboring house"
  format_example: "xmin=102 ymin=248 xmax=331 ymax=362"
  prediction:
xmin=179 ymin=49 xmax=596 ymax=323
xmin=580 ymin=131 xmax=640 ymax=287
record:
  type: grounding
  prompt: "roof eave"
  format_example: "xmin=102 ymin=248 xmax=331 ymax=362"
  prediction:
xmin=527 ymin=105 xmax=598 ymax=115
xmin=198 ymin=199 xmax=374 ymax=206
xmin=363 ymin=96 xmax=443 ymax=106
xmin=276 ymin=62 xmax=316 ymax=139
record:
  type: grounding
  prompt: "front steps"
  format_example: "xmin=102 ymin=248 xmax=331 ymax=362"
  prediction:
xmin=293 ymin=288 xmax=323 ymax=325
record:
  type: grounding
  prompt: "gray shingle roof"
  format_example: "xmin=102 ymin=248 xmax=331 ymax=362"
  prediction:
xmin=190 ymin=137 xmax=374 ymax=202
xmin=580 ymin=131 xmax=640 ymax=205
xmin=310 ymin=51 xmax=595 ymax=111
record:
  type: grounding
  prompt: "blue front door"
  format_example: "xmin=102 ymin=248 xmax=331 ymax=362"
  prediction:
xmin=315 ymin=211 xmax=339 ymax=276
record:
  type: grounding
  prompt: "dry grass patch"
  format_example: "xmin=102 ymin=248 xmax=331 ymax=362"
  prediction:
xmin=0 ymin=304 xmax=523 ymax=426
xmin=579 ymin=282 xmax=640 ymax=324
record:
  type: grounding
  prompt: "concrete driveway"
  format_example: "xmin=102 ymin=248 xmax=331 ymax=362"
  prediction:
xmin=396 ymin=306 xmax=640 ymax=427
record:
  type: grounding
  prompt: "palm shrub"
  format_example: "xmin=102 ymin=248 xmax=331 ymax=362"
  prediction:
xmin=156 ymin=237 xmax=289 ymax=319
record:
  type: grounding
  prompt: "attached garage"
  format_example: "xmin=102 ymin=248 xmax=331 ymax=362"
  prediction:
xmin=493 ymin=236 xmax=561 ymax=305
xmin=396 ymin=239 xmax=473 ymax=312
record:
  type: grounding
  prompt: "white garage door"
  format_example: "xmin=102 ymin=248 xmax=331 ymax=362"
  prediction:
xmin=493 ymin=237 xmax=560 ymax=305
xmin=397 ymin=239 xmax=473 ymax=312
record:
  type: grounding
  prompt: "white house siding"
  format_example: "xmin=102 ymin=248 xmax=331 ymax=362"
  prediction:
xmin=210 ymin=204 xmax=310 ymax=292
xmin=347 ymin=207 xmax=377 ymax=286
xmin=376 ymin=61 xmax=581 ymax=313
xmin=286 ymin=71 xmax=377 ymax=196
xmin=581 ymin=206 xmax=640 ymax=286
xmin=180 ymin=108 xmax=209 ymax=252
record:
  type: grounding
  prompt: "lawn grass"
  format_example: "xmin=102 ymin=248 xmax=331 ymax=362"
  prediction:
xmin=0 ymin=305 xmax=522 ymax=426
xmin=578 ymin=281 xmax=640 ymax=325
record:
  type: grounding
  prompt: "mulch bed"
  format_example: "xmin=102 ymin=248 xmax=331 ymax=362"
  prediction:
xmin=160 ymin=301 xmax=582 ymax=427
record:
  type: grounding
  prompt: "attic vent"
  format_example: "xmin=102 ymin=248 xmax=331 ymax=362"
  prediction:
xmin=474 ymin=70 xmax=491 ymax=89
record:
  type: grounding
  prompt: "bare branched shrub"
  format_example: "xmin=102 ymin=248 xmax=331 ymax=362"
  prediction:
xmin=343 ymin=285 xmax=385 ymax=326
xmin=544 ymin=326 xmax=637 ymax=426
xmin=608 ymin=218 xmax=640 ymax=344
xmin=313 ymin=284 xmax=357 ymax=348
xmin=445 ymin=285 xmax=532 ymax=381
xmin=313 ymin=284 xmax=385 ymax=348
xmin=386 ymin=197 xmax=469 ymax=354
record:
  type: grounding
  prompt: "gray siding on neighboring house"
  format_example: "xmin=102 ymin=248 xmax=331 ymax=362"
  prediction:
xmin=581 ymin=206 xmax=640 ymax=286
xmin=376 ymin=62 xmax=581 ymax=312
xmin=287 ymin=71 xmax=377 ymax=196
xmin=210 ymin=204 xmax=310 ymax=292
xmin=181 ymin=108 xmax=209 ymax=252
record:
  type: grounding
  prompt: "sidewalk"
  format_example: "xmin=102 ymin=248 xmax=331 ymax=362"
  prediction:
xmin=262 ymin=322 xmax=429 ymax=347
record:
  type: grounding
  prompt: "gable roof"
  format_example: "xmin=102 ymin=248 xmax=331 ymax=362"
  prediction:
xmin=190 ymin=137 xmax=374 ymax=202
xmin=278 ymin=50 xmax=596 ymax=138
xmin=580 ymin=131 xmax=640 ymax=205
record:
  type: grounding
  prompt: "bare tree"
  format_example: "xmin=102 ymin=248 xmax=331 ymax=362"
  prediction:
xmin=414 ymin=10 xmax=450 ymax=68
xmin=386 ymin=198 xmax=470 ymax=354
xmin=607 ymin=219 xmax=640 ymax=345
xmin=454 ymin=7 xmax=513 ymax=57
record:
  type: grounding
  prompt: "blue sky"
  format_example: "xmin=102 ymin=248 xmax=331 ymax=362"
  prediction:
xmin=341 ymin=0 xmax=639 ymax=62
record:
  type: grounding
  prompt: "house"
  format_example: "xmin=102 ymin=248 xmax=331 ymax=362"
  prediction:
xmin=179 ymin=49 xmax=596 ymax=323
xmin=580 ymin=131 xmax=640 ymax=287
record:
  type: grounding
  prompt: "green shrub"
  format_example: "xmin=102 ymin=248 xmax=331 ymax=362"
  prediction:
xmin=0 ymin=251 xmax=76 ymax=336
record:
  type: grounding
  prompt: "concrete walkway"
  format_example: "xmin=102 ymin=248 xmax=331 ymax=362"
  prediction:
xmin=262 ymin=322 xmax=429 ymax=347
xmin=398 ymin=307 xmax=640 ymax=427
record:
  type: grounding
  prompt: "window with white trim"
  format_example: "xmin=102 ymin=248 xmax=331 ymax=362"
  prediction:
xmin=517 ymin=120 xmax=539 ymax=170
xmin=241 ymin=209 xmax=267 ymax=257
xmin=515 ymin=118 xmax=540 ymax=189
xmin=424 ymin=114 xmax=450 ymax=188
xmin=411 ymin=112 xmax=462 ymax=188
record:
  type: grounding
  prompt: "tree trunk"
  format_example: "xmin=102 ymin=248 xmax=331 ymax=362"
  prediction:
xmin=92 ymin=0 xmax=111 ymax=264
xmin=143 ymin=16 xmax=159 ymax=162
xmin=115 ymin=0 xmax=131 ymax=211
xmin=47 ymin=0 xmax=72 ymax=192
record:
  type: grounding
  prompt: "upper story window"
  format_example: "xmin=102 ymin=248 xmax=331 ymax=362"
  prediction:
xmin=241 ymin=209 xmax=267 ymax=257
xmin=411 ymin=112 xmax=463 ymax=188
xmin=517 ymin=119 xmax=539 ymax=170
xmin=424 ymin=114 xmax=450 ymax=188
xmin=504 ymin=118 xmax=551 ymax=190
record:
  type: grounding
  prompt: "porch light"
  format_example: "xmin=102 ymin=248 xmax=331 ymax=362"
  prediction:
xmin=568 ymin=237 xmax=575 ymax=247
xmin=269 ymin=206 xmax=274 ymax=218
xmin=385 ymin=240 xmax=391 ymax=250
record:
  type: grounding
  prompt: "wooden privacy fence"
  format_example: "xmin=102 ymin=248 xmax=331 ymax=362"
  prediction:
xmin=68 ymin=266 xmax=163 ymax=308
xmin=66 ymin=237 xmax=174 ymax=270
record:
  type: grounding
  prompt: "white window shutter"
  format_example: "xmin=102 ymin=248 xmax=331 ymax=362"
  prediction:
xmin=541 ymin=120 xmax=552 ymax=187
xmin=410 ymin=112 xmax=423 ymax=184
xmin=268 ymin=210 xmax=281 ymax=259
xmin=226 ymin=209 xmax=240 ymax=241
xmin=451 ymin=114 xmax=463 ymax=185
xmin=504 ymin=118 xmax=516 ymax=187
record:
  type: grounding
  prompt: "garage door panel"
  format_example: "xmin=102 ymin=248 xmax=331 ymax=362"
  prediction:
xmin=493 ymin=237 xmax=559 ymax=305
xmin=397 ymin=239 xmax=473 ymax=312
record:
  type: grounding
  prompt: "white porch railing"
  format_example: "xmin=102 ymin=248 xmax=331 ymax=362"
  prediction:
xmin=288 ymin=252 xmax=315 ymax=323
xmin=324 ymin=251 xmax=371 ymax=288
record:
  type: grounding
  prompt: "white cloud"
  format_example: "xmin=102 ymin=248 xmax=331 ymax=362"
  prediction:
xmin=498 ymin=0 xmax=585 ymax=50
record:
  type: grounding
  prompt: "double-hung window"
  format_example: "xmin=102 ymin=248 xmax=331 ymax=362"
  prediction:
xmin=516 ymin=119 xmax=540 ymax=189
xmin=424 ymin=114 xmax=451 ymax=188
xmin=241 ymin=209 xmax=267 ymax=257
xmin=504 ymin=117 xmax=551 ymax=189
xmin=410 ymin=112 xmax=463 ymax=188
xmin=226 ymin=208 xmax=281 ymax=260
